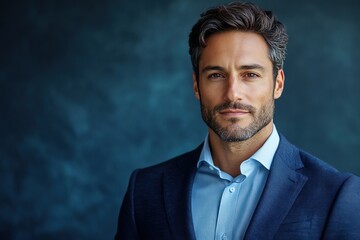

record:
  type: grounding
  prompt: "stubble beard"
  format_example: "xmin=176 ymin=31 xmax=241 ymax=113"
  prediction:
xmin=200 ymin=99 xmax=275 ymax=142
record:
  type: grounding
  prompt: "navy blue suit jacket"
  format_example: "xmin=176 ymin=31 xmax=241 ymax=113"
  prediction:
xmin=115 ymin=135 xmax=360 ymax=239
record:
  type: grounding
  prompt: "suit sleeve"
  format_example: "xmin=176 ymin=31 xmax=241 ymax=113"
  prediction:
xmin=114 ymin=170 xmax=140 ymax=240
xmin=322 ymin=175 xmax=360 ymax=239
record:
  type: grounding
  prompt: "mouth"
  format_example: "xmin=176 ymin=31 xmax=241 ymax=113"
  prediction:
xmin=219 ymin=109 xmax=250 ymax=117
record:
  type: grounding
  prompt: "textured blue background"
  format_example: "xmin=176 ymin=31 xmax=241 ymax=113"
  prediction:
xmin=1 ymin=0 xmax=359 ymax=239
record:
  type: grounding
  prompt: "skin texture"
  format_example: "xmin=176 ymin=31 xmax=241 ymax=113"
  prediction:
xmin=193 ymin=31 xmax=285 ymax=177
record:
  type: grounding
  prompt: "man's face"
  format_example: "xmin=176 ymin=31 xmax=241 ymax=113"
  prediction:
xmin=193 ymin=31 xmax=284 ymax=142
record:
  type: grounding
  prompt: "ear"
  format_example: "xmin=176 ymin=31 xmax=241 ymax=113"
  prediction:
xmin=193 ymin=72 xmax=200 ymax=100
xmin=274 ymin=69 xmax=285 ymax=99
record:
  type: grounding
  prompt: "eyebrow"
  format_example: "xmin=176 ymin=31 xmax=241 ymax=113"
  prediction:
xmin=201 ymin=64 xmax=265 ymax=74
xmin=239 ymin=64 xmax=265 ymax=71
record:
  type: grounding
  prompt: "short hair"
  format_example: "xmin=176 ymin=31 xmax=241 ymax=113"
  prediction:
xmin=188 ymin=1 xmax=288 ymax=79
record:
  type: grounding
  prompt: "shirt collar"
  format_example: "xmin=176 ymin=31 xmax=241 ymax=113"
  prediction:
xmin=197 ymin=124 xmax=280 ymax=171
xmin=250 ymin=125 xmax=280 ymax=170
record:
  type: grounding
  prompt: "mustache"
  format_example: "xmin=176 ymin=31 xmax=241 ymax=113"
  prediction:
xmin=213 ymin=101 xmax=255 ymax=113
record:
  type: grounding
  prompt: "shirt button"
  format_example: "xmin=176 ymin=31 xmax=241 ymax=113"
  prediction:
xmin=209 ymin=166 xmax=214 ymax=171
xmin=229 ymin=187 xmax=235 ymax=193
xmin=221 ymin=233 xmax=228 ymax=240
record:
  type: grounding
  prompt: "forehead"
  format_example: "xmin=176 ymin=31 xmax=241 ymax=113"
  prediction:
xmin=199 ymin=31 xmax=271 ymax=69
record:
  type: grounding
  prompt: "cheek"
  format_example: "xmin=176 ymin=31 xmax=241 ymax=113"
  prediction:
xmin=199 ymin=84 xmax=222 ymax=103
xmin=199 ymin=92 xmax=215 ymax=108
xmin=247 ymin=86 xmax=274 ymax=105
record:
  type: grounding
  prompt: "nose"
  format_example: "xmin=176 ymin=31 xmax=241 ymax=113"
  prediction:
xmin=225 ymin=75 xmax=243 ymax=101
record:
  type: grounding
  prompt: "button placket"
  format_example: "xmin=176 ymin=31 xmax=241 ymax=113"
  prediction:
xmin=214 ymin=183 xmax=239 ymax=240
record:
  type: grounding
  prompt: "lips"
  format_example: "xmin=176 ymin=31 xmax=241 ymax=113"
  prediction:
xmin=220 ymin=109 xmax=249 ymax=113
xmin=219 ymin=109 xmax=250 ymax=117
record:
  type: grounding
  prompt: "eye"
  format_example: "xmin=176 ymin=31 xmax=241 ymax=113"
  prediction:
xmin=208 ymin=73 xmax=225 ymax=80
xmin=244 ymin=72 xmax=260 ymax=78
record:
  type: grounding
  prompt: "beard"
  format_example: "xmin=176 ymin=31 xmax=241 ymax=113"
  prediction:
xmin=200 ymin=98 xmax=274 ymax=142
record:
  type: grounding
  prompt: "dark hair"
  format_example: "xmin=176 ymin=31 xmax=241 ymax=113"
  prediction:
xmin=189 ymin=1 xmax=288 ymax=79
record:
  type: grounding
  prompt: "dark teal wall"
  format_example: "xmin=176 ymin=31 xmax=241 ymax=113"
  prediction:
xmin=0 ymin=0 xmax=359 ymax=239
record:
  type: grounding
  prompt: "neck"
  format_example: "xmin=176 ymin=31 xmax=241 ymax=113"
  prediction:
xmin=208 ymin=121 xmax=274 ymax=177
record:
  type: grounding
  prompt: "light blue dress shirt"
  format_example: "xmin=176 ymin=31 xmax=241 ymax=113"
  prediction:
xmin=191 ymin=125 xmax=280 ymax=240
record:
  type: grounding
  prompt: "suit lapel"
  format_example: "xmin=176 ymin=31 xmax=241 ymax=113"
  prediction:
xmin=163 ymin=145 xmax=202 ymax=240
xmin=244 ymin=136 xmax=308 ymax=240
xmin=161 ymin=136 xmax=307 ymax=239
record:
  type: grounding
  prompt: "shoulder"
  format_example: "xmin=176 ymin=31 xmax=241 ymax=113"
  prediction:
xmin=298 ymin=147 xmax=358 ymax=194
xmin=276 ymin=135 xmax=360 ymax=237
xmin=298 ymin=149 xmax=349 ymax=178
xmin=276 ymin=134 xmax=357 ymax=198
xmin=278 ymin=134 xmax=352 ymax=181
xmin=321 ymin=174 xmax=360 ymax=238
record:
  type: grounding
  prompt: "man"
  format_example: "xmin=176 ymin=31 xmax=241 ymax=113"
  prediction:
xmin=115 ymin=2 xmax=360 ymax=239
